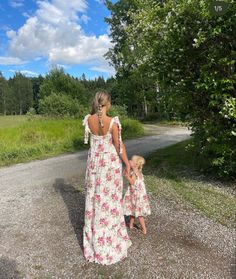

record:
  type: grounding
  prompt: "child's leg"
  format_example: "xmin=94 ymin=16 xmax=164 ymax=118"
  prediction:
xmin=129 ymin=215 xmax=135 ymax=229
xmin=138 ymin=216 xmax=147 ymax=234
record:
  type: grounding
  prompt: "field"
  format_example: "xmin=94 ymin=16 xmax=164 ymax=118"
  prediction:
xmin=0 ymin=115 xmax=28 ymax=128
xmin=0 ymin=115 xmax=144 ymax=166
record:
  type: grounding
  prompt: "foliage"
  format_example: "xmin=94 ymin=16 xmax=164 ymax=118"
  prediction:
xmin=31 ymin=75 xmax=44 ymax=113
xmin=39 ymin=92 xmax=86 ymax=118
xmin=108 ymin=104 xmax=128 ymax=119
xmin=106 ymin=0 xmax=236 ymax=178
xmin=8 ymin=72 xmax=33 ymax=115
xmin=121 ymin=118 xmax=144 ymax=139
xmin=0 ymin=72 xmax=10 ymax=115
xmin=105 ymin=0 xmax=158 ymax=118
xmin=26 ymin=107 xmax=37 ymax=121
xmin=39 ymin=68 xmax=91 ymax=106
xmin=26 ymin=107 xmax=36 ymax=115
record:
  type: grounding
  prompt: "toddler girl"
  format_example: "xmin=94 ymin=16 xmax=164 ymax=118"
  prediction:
xmin=123 ymin=155 xmax=151 ymax=234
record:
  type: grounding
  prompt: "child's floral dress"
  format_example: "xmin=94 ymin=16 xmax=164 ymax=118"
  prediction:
xmin=123 ymin=173 xmax=151 ymax=217
xmin=82 ymin=114 xmax=132 ymax=265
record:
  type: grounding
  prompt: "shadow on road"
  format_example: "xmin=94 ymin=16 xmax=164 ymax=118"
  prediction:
xmin=53 ymin=178 xmax=85 ymax=252
xmin=0 ymin=257 xmax=21 ymax=279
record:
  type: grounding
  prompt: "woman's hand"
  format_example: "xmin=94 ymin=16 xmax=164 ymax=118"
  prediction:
xmin=123 ymin=162 xmax=131 ymax=177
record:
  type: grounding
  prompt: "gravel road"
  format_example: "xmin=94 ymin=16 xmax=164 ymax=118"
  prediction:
xmin=0 ymin=125 xmax=235 ymax=279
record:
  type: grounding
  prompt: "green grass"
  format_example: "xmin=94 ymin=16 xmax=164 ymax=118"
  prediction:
xmin=0 ymin=116 xmax=144 ymax=166
xmin=144 ymin=140 xmax=236 ymax=228
xmin=0 ymin=115 xmax=28 ymax=128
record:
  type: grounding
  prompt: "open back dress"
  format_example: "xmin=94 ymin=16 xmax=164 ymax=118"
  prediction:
xmin=82 ymin=114 xmax=132 ymax=265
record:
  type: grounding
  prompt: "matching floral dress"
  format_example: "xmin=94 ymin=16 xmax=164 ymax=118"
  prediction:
xmin=123 ymin=173 xmax=151 ymax=218
xmin=82 ymin=114 xmax=132 ymax=265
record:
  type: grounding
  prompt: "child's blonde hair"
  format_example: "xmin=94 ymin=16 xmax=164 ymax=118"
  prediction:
xmin=131 ymin=155 xmax=145 ymax=170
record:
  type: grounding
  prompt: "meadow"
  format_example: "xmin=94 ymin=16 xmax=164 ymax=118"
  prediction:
xmin=0 ymin=115 xmax=144 ymax=166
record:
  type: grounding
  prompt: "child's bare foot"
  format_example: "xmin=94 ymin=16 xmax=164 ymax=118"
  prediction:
xmin=129 ymin=216 xmax=135 ymax=230
xmin=141 ymin=228 xmax=147 ymax=235
xmin=138 ymin=216 xmax=147 ymax=234
xmin=129 ymin=223 xmax=134 ymax=229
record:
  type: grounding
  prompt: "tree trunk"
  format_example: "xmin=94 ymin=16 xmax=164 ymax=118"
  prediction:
xmin=3 ymin=97 xmax=6 ymax=115
xmin=143 ymin=95 xmax=148 ymax=117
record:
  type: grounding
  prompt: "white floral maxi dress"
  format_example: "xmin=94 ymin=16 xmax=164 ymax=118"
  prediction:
xmin=82 ymin=114 xmax=132 ymax=265
xmin=123 ymin=173 xmax=151 ymax=218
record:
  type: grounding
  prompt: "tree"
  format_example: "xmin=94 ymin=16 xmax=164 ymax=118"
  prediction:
xmin=105 ymin=0 xmax=158 ymax=117
xmin=106 ymin=0 xmax=236 ymax=177
xmin=39 ymin=68 xmax=90 ymax=106
xmin=0 ymin=72 xmax=10 ymax=115
xmin=39 ymin=92 xmax=85 ymax=117
xmin=31 ymin=75 xmax=44 ymax=113
xmin=8 ymin=72 xmax=33 ymax=115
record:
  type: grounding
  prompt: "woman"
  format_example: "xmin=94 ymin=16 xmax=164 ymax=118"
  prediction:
xmin=82 ymin=91 xmax=132 ymax=265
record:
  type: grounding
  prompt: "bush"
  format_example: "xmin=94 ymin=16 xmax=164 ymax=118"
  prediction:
xmin=26 ymin=107 xmax=36 ymax=116
xmin=121 ymin=118 xmax=144 ymax=139
xmin=39 ymin=92 xmax=85 ymax=117
xmin=26 ymin=107 xmax=37 ymax=121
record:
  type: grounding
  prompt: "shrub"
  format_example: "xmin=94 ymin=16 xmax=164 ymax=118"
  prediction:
xmin=121 ymin=118 xmax=144 ymax=139
xmin=39 ymin=92 xmax=85 ymax=117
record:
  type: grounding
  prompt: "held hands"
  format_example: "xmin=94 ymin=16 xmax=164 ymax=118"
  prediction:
xmin=123 ymin=162 xmax=131 ymax=178
xmin=123 ymin=162 xmax=136 ymax=186
xmin=123 ymin=160 xmax=136 ymax=178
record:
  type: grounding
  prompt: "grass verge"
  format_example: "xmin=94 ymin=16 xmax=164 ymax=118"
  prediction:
xmin=144 ymin=140 xmax=236 ymax=228
xmin=0 ymin=116 xmax=144 ymax=166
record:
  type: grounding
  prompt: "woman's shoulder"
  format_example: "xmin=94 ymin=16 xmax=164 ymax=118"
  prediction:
xmin=82 ymin=114 xmax=91 ymax=126
xmin=112 ymin=115 xmax=120 ymax=121
xmin=111 ymin=116 xmax=122 ymax=127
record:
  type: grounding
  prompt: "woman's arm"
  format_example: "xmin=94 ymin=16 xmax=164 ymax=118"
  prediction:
xmin=124 ymin=171 xmax=136 ymax=185
xmin=111 ymin=123 xmax=130 ymax=174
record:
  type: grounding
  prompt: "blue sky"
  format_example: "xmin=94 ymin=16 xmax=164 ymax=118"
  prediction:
xmin=0 ymin=0 xmax=115 ymax=79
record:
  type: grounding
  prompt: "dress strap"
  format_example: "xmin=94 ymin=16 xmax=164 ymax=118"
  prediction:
xmin=108 ymin=117 xmax=116 ymax=132
xmin=82 ymin=114 xmax=91 ymax=144
xmin=112 ymin=116 xmax=123 ymax=154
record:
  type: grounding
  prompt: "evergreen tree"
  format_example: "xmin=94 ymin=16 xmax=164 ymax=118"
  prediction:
xmin=9 ymin=72 xmax=33 ymax=115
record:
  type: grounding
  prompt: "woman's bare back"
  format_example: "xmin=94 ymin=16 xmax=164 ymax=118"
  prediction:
xmin=88 ymin=114 xmax=113 ymax=136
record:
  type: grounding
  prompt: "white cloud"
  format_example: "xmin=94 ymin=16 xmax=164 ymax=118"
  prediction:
xmin=80 ymin=14 xmax=90 ymax=24
xmin=48 ymin=34 xmax=111 ymax=64
xmin=95 ymin=0 xmax=104 ymax=4
xmin=22 ymin=11 xmax=31 ymax=18
xmin=0 ymin=56 xmax=26 ymax=65
xmin=6 ymin=0 xmax=114 ymax=74
xmin=9 ymin=0 xmax=24 ymax=8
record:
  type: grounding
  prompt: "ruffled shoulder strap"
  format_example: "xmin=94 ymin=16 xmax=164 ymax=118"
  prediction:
xmin=82 ymin=114 xmax=91 ymax=144
xmin=110 ymin=116 xmax=123 ymax=154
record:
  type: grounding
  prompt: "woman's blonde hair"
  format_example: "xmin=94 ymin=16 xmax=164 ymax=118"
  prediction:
xmin=131 ymin=155 xmax=145 ymax=170
xmin=91 ymin=91 xmax=111 ymax=127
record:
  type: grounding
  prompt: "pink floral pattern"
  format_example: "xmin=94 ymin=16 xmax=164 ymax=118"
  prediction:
xmin=123 ymin=175 xmax=151 ymax=217
xmin=82 ymin=114 xmax=132 ymax=265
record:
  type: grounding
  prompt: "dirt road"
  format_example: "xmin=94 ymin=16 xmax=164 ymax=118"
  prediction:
xmin=0 ymin=125 xmax=234 ymax=279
